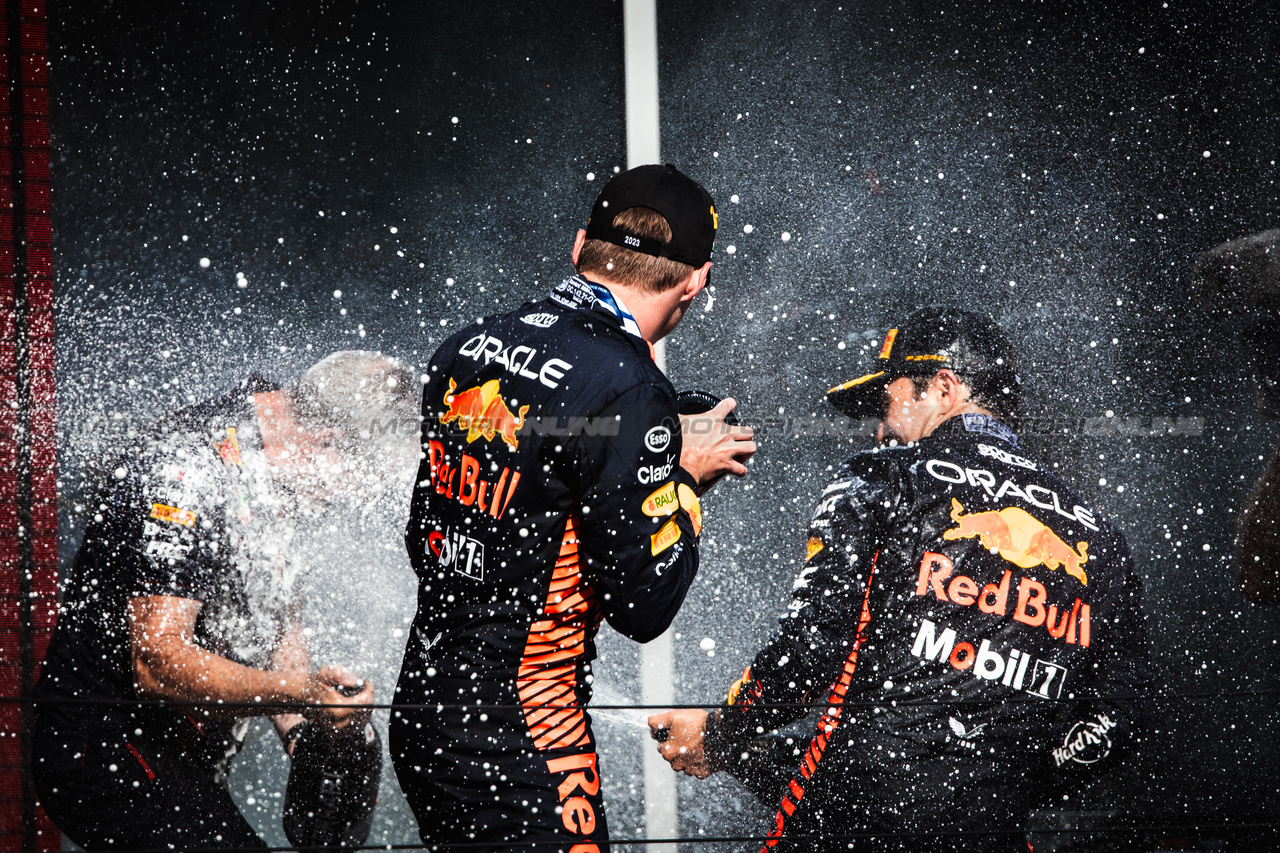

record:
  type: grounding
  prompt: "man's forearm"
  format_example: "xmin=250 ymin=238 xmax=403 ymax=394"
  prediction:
xmin=268 ymin=619 xmax=312 ymax=738
xmin=272 ymin=616 xmax=311 ymax=678
xmin=129 ymin=595 xmax=312 ymax=712
xmin=134 ymin=635 xmax=311 ymax=709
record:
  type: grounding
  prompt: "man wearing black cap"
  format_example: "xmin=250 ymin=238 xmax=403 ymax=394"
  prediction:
xmin=651 ymin=307 xmax=1149 ymax=852
xmin=392 ymin=164 xmax=756 ymax=851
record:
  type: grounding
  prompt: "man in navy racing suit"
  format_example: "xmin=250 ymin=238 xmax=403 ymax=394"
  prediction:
xmin=651 ymin=307 xmax=1150 ymax=852
xmin=392 ymin=164 xmax=757 ymax=852
xmin=33 ymin=351 xmax=419 ymax=850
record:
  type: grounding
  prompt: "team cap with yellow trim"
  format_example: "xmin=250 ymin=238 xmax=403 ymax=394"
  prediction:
xmin=584 ymin=164 xmax=717 ymax=267
xmin=826 ymin=306 xmax=1021 ymax=418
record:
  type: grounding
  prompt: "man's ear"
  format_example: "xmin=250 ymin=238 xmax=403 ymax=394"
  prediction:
xmin=571 ymin=229 xmax=587 ymax=268
xmin=934 ymin=369 xmax=968 ymax=407
xmin=677 ymin=261 xmax=712 ymax=304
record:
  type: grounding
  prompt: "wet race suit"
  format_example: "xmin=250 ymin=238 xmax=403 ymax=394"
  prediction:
xmin=393 ymin=276 xmax=705 ymax=851
xmin=33 ymin=378 xmax=295 ymax=850
xmin=705 ymin=414 xmax=1149 ymax=853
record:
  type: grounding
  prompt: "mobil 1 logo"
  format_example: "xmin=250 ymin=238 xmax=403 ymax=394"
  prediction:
xmin=911 ymin=618 xmax=1068 ymax=699
xmin=1027 ymin=660 xmax=1067 ymax=699
xmin=438 ymin=527 xmax=485 ymax=581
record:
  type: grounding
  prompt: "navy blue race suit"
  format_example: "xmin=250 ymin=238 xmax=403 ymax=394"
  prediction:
xmin=33 ymin=378 xmax=293 ymax=851
xmin=705 ymin=414 xmax=1150 ymax=853
xmin=392 ymin=277 xmax=705 ymax=852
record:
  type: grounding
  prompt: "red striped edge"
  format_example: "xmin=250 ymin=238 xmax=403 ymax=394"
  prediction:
xmin=759 ymin=551 xmax=879 ymax=852
xmin=125 ymin=743 xmax=156 ymax=781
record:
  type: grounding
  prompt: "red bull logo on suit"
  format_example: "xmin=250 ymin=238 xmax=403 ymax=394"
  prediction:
xmin=425 ymin=440 xmax=521 ymax=519
xmin=439 ymin=378 xmax=529 ymax=451
xmin=943 ymin=498 xmax=1089 ymax=585
xmin=915 ymin=551 xmax=1092 ymax=648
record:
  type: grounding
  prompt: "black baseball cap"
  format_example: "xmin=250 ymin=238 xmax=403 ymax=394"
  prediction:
xmin=826 ymin=306 xmax=1021 ymax=418
xmin=584 ymin=164 xmax=718 ymax=267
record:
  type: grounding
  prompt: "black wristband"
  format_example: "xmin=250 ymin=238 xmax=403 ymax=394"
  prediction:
xmin=283 ymin=720 xmax=309 ymax=755
xmin=702 ymin=709 xmax=731 ymax=772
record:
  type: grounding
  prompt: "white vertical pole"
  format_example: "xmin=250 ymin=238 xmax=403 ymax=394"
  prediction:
xmin=624 ymin=0 xmax=661 ymax=168
xmin=624 ymin=2 xmax=678 ymax=851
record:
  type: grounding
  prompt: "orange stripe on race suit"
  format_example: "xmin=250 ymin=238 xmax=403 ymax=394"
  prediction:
xmin=521 ymin=668 xmax=587 ymax=746
xmin=517 ymin=515 xmax=600 ymax=752
xmin=760 ymin=551 xmax=879 ymax=852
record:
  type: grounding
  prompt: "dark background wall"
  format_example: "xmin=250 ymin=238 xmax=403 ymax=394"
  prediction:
xmin=50 ymin=0 xmax=1280 ymax=848
xmin=655 ymin=1 xmax=1280 ymax=846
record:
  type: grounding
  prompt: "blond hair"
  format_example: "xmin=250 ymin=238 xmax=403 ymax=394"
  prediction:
xmin=576 ymin=206 xmax=698 ymax=294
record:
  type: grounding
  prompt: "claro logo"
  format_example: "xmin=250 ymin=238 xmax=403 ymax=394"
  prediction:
xmin=637 ymin=454 xmax=676 ymax=485
xmin=545 ymin=752 xmax=604 ymax=852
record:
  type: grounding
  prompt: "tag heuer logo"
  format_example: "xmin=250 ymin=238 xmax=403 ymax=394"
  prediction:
xmin=520 ymin=312 xmax=559 ymax=328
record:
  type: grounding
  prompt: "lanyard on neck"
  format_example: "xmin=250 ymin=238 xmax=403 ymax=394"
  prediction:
xmin=549 ymin=276 xmax=645 ymax=341
xmin=585 ymin=282 xmax=644 ymax=340
xmin=960 ymin=412 xmax=1019 ymax=447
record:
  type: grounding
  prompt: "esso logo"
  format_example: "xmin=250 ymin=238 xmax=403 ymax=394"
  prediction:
xmin=637 ymin=457 xmax=675 ymax=485
xmin=644 ymin=426 xmax=671 ymax=453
